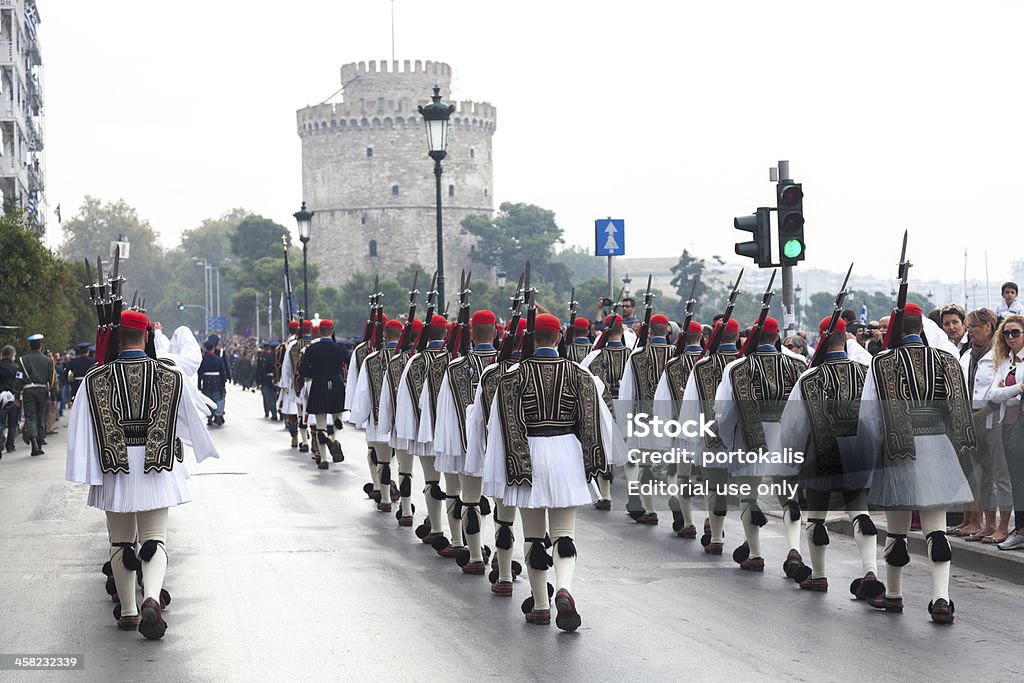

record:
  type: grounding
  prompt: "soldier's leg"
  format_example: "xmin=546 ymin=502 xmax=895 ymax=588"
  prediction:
xmin=136 ymin=508 xmax=169 ymax=639
xmin=595 ymin=468 xmax=613 ymax=508
xmin=459 ymin=474 xmax=488 ymax=567
xmin=22 ymin=388 xmax=40 ymax=442
xmin=396 ymin=449 xmax=415 ymax=521
xmin=365 ymin=447 xmax=382 ymax=500
xmin=105 ymin=511 xmax=139 ymax=622
xmin=491 ymin=501 xmax=520 ymax=594
xmin=639 ymin=463 xmax=657 ymax=521
xmin=372 ymin=442 xmax=392 ymax=510
xmin=549 ymin=507 xmax=581 ymax=632
xmin=879 ymin=510 xmax=912 ymax=605
xmin=297 ymin=405 xmax=309 ymax=447
xmin=704 ymin=467 xmax=729 ymax=550
xmin=418 ymin=456 xmax=448 ymax=546
xmin=442 ymin=473 xmax=465 ymax=553
xmin=670 ymin=462 xmax=697 ymax=536
xmin=313 ymin=414 xmax=329 ymax=468
xmin=520 ymin=507 xmax=552 ymax=624
xmin=319 ymin=414 xmax=344 ymax=463
xmin=286 ymin=414 xmax=299 ymax=448
xmin=801 ymin=489 xmax=831 ymax=588
xmin=921 ymin=509 xmax=954 ymax=621
xmin=844 ymin=489 xmax=884 ymax=600
xmin=736 ymin=477 xmax=766 ymax=568
xmin=624 ymin=459 xmax=647 ymax=521
xmin=776 ymin=477 xmax=806 ymax=578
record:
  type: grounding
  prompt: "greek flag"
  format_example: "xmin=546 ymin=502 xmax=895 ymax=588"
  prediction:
xmin=860 ymin=301 xmax=868 ymax=324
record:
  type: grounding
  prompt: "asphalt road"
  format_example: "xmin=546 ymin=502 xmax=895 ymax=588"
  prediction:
xmin=1 ymin=385 xmax=1021 ymax=682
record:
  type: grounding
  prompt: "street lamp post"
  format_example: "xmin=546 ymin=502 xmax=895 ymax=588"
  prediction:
xmin=419 ymin=85 xmax=455 ymax=313
xmin=622 ymin=273 xmax=632 ymax=297
xmin=294 ymin=202 xmax=313 ymax=318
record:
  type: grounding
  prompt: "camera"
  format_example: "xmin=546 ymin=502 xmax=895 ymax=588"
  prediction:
xmin=600 ymin=297 xmax=613 ymax=307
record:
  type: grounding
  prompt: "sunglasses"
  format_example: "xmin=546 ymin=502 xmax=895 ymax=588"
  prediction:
xmin=1003 ymin=329 xmax=1023 ymax=339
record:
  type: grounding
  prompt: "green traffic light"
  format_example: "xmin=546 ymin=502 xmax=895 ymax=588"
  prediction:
xmin=783 ymin=239 xmax=803 ymax=259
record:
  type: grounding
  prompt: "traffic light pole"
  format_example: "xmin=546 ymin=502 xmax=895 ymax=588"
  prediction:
xmin=776 ymin=160 xmax=796 ymax=334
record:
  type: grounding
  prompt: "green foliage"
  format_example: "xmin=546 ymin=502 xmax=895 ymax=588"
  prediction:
xmin=804 ymin=290 xmax=934 ymax=330
xmin=230 ymin=215 xmax=290 ymax=264
xmin=0 ymin=206 xmax=77 ymax=351
xmin=229 ymin=287 xmax=260 ymax=334
xmin=556 ymin=245 xmax=606 ymax=282
xmin=460 ymin=202 xmax=572 ymax=297
xmin=669 ymin=249 xmax=712 ymax=319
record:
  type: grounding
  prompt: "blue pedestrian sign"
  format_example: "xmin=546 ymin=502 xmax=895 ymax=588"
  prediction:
xmin=594 ymin=218 xmax=625 ymax=256
xmin=207 ymin=316 xmax=227 ymax=334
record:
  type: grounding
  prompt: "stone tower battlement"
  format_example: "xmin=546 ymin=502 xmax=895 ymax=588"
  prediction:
xmin=296 ymin=59 xmax=497 ymax=295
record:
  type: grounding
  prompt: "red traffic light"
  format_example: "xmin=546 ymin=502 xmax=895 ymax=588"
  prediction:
xmin=779 ymin=185 xmax=803 ymax=208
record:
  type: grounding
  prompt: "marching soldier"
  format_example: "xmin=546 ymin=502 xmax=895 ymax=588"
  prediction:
xmin=280 ymin=320 xmax=314 ymax=451
xmin=565 ymin=318 xmax=594 ymax=363
xmin=65 ymin=343 xmax=98 ymax=409
xmin=378 ymin=318 xmax=424 ymax=524
xmin=654 ymin=321 xmax=705 ymax=538
xmin=580 ymin=314 xmax=632 ymax=509
xmin=433 ymin=310 xmax=499 ymax=574
xmin=66 ymin=309 xmax=219 ymax=639
xmin=679 ymin=317 xmax=741 ymax=555
xmin=299 ymin=320 xmax=347 ymax=470
xmin=394 ymin=315 xmax=452 ymax=551
xmin=350 ymin=319 xmax=404 ymax=506
xmin=482 ymin=313 xmax=623 ymax=631
xmin=618 ymin=313 xmax=674 ymax=524
xmin=715 ymin=317 xmax=808 ymax=573
xmin=19 ymin=333 xmax=54 ymax=456
xmin=198 ymin=337 xmax=228 ymax=427
xmin=781 ymin=317 xmax=883 ymax=597
xmin=857 ymin=303 xmax=975 ymax=623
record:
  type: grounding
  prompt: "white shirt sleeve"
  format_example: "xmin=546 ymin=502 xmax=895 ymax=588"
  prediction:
xmin=416 ymin=378 xmax=435 ymax=446
xmin=618 ymin=353 xmax=636 ymax=403
xmin=580 ymin=349 xmax=600 ymax=369
xmin=278 ymin=342 xmax=294 ymax=391
xmin=348 ymin=361 xmax=373 ymax=427
xmin=713 ymin=358 xmax=742 ymax=451
xmin=345 ymin=350 xmax=360 ymax=410
xmin=845 ymin=338 xmax=872 ymax=366
xmin=854 ymin=364 xmax=882 ymax=460
xmin=780 ymin=373 xmax=810 ymax=455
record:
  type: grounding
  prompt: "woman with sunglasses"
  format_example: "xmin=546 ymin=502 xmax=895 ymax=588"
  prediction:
xmin=956 ymin=309 xmax=1012 ymax=543
xmin=984 ymin=315 xmax=1024 ymax=550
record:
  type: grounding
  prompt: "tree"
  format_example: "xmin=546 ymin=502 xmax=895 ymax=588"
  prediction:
xmin=229 ymin=287 xmax=260 ymax=335
xmin=58 ymin=197 xmax=170 ymax=306
xmin=0 ymin=205 xmax=79 ymax=351
xmin=557 ymin=245 xmax=606 ymax=282
xmin=669 ymin=249 xmax=711 ymax=319
xmin=230 ymin=215 xmax=290 ymax=264
xmin=179 ymin=208 xmax=249 ymax=264
xmin=460 ymin=202 xmax=571 ymax=296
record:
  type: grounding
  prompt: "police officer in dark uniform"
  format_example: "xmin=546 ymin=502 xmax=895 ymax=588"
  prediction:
xmin=198 ymin=336 xmax=228 ymax=426
xmin=256 ymin=341 xmax=280 ymax=420
xmin=65 ymin=343 xmax=98 ymax=408
xmin=20 ymin=333 xmax=54 ymax=456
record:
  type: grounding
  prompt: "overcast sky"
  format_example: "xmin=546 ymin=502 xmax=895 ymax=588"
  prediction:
xmin=40 ymin=0 xmax=1024 ymax=284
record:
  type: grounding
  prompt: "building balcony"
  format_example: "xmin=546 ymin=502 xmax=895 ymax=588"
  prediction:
xmin=0 ymin=40 xmax=14 ymax=66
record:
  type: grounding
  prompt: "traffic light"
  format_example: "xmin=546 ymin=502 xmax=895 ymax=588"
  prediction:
xmin=776 ymin=181 xmax=805 ymax=264
xmin=176 ymin=301 xmax=185 ymax=311
xmin=734 ymin=207 xmax=772 ymax=267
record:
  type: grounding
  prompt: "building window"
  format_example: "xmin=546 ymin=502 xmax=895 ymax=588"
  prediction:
xmin=369 ymin=240 xmax=378 ymax=257
xmin=470 ymin=148 xmax=475 ymax=159
xmin=366 ymin=147 xmax=373 ymax=157
xmin=391 ymin=184 xmax=399 ymax=195
xmin=448 ymin=184 xmax=455 ymax=197
xmin=484 ymin=188 xmax=489 ymax=197
xmin=361 ymin=214 xmax=367 ymax=225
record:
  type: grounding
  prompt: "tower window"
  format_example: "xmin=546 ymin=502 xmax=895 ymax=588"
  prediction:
xmin=366 ymin=147 xmax=373 ymax=157
xmin=470 ymin=148 xmax=475 ymax=159
xmin=484 ymin=188 xmax=489 ymax=197
xmin=369 ymin=240 xmax=378 ymax=257
xmin=391 ymin=184 xmax=399 ymax=195
xmin=361 ymin=214 xmax=368 ymax=225
xmin=448 ymin=184 xmax=455 ymax=197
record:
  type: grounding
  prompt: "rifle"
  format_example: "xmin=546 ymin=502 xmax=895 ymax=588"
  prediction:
xmin=673 ymin=275 xmax=700 ymax=357
xmin=808 ymin=263 xmax=854 ymax=367
xmin=445 ymin=270 xmax=465 ymax=351
xmin=738 ymin=269 xmax=777 ymax=357
xmin=416 ymin=272 xmax=439 ymax=353
xmin=371 ymin=277 xmax=385 ymax=351
xmin=557 ymin=287 xmax=576 ymax=358
xmin=496 ymin=271 xmax=526 ymax=363
xmin=281 ymin=235 xmax=295 ymax=322
xmin=885 ymin=230 xmax=911 ymax=350
xmin=634 ymin=274 xmax=655 ymax=349
xmin=396 ymin=271 xmax=419 ymax=353
xmin=453 ymin=270 xmax=472 ymax=357
xmin=698 ymin=268 xmax=744 ymax=360
xmin=521 ymin=262 xmax=537 ymax=360
xmin=359 ymin=276 xmax=378 ymax=345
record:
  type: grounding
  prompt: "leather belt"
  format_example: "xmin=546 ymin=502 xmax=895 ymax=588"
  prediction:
xmin=23 ymin=383 xmax=47 ymax=389
xmin=526 ymin=426 xmax=574 ymax=437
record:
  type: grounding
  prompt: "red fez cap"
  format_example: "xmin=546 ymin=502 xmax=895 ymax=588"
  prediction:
xmin=312 ymin=324 xmax=320 ymax=333
xmin=516 ymin=318 xmax=528 ymax=334
xmin=430 ymin=314 xmax=447 ymax=328
xmin=650 ymin=314 xmax=670 ymax=326
xmin=301 ymin=320 xmax=312 ymax=329
xmin=904 ymin=303 xmax=923 ymax=317
xmin=535 ymin=313 xmax=561 ymax=333
xmin=496 ymin=323 xmax=504 ymax=333
xmin=819 ymin=316 xmax=846 ymax=334
xmin=385 ymin=319 xmax=403 ymax=331
xmin=573 ymin=317 xmax=590 ymax=330
xmin=412 ymin=319 xmax=424 ymax=332
xmin=472 ymin=310 xmax=496 ymax=325
xmin=319 ymin=319 xmax=333 ymax=329
xmin=716 ymin=318 xmax=739 ymax=334
xmin=288 ymin=320 xmax=300 ymax=331
xmin=120 ymin=310 xmax=150 ymax=331
xmin=762 ymin=317 xmax=779 ymax=334
xmin=687 ymin=321 xmax=703 ymax=334
xmin=604 ymin=314 xmax=623 ymax=327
